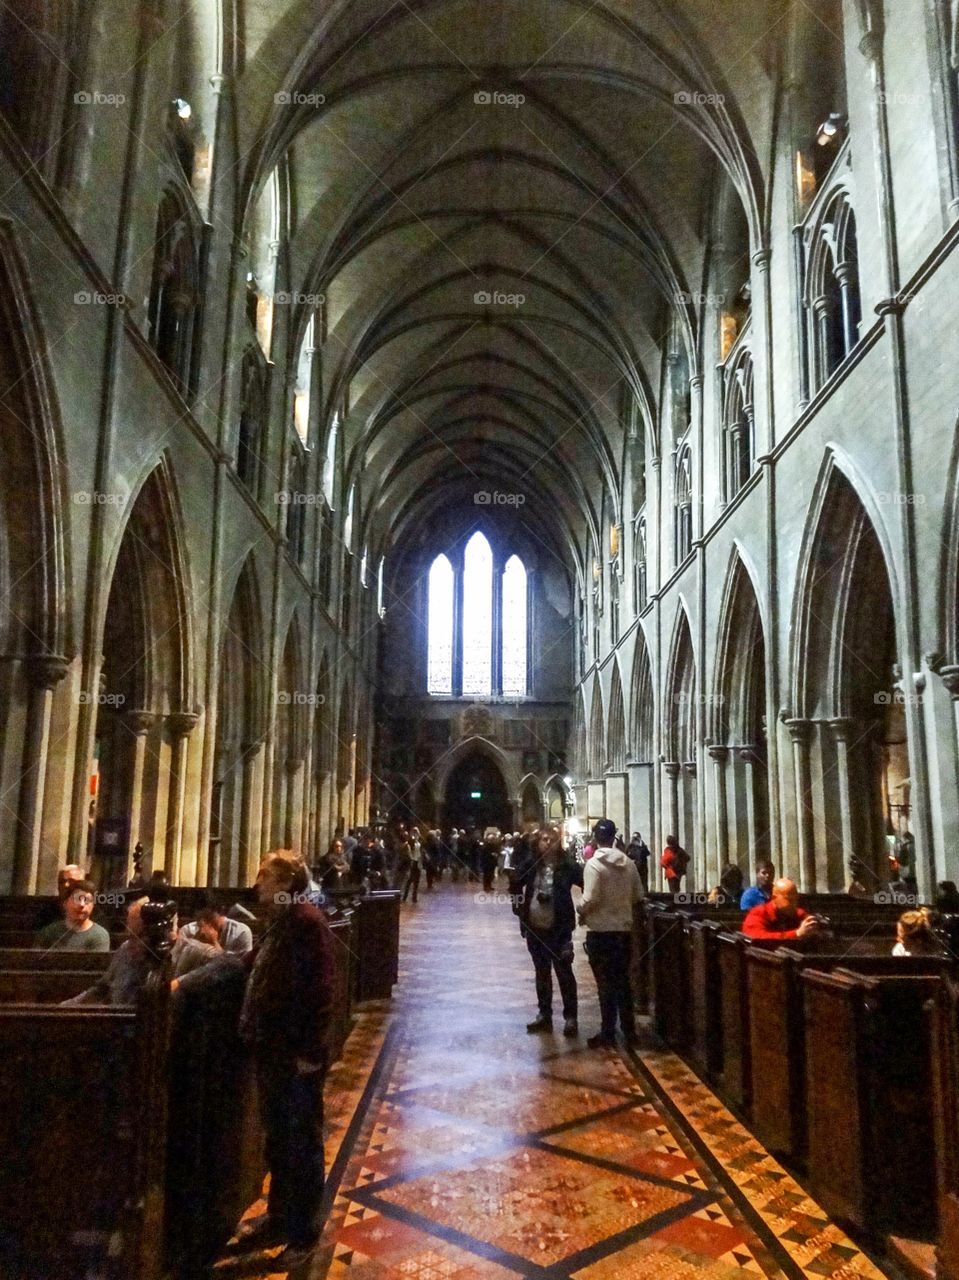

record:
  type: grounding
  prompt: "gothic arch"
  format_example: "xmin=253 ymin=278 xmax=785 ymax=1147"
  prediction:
xmin=432 ymin=734 xmax=521 ymax=801
xmin=664 ymin=604 xmax=696 ymax=763
xmin=712 ymin=548 xmax=766 ymax=745
xmin=588 ymin=671 xmax=606 ymax=777
xmin=607 ymin=660 xmax=627 ymax=771
xmin=628 ymin=626 xmax=654 ymax=761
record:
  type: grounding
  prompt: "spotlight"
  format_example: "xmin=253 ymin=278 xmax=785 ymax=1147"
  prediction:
xmin=816 ymin=112 xmax=843 ymax=146
xmin=173 ymin=98 xmax=192 ymax=121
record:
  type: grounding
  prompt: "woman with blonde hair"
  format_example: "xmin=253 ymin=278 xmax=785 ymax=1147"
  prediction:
xmin=892 ymin=908 xmax=942 ymax=956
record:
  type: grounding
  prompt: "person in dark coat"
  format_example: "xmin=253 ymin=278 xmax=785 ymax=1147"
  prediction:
xmin=235 ymin=851 xmax=335 ymax=1268
xmin=513 ymin=824 xmax=583 ymax=1037
xmin=625 ymin=832 xmax=652 ymax=894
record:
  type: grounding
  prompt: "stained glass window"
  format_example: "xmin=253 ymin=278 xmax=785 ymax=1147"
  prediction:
xmin=462 ymin=532 xmax=492 ymax=697
xmin=427 ymin=554 xmax=454 ymax=694
xmin=501 ymin=555 xmax=527 ymax=697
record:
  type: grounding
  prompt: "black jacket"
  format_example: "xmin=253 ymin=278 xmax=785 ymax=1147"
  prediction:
xmin=512 ymin=851 xmax=583 ymax=936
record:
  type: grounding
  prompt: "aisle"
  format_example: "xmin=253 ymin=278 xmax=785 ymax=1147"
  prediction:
xmin=224 ymin=881 xmax=895 ymax=1280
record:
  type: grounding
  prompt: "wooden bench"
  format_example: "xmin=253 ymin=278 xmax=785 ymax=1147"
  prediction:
xmin=325 ymin=889 xmax=400 ymax=1001
xmin=0 ymin=968 xmax=105 ymax=1003
xmin=0 ymin=947 xmax=112 ymax=971
xmin=0 ymin=968 xmax=171 ymax=1279
xmin=802 ymin=964 xmax=947 ymax=1240
xmin=747 ymin=942 xmax=921 ymax=1161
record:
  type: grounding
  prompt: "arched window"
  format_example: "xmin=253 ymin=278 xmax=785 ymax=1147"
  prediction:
xmin=427 ymin=555 xmax=454 ymax=695
xmin=286 ymin=446 xmax=307 ymax=564
xmin=804 ymin=188 xmax=861 ymax=391
xmin=377 ymin=556 xmax=386 ymax=618
xmin=344 ymin=483 xmax=356 ymax=553
xmin=147 ymin=188 xmax=201 ymax=395
xmin=462 ymin=532 xmax=493 ymax=697
xmin=674 ymin=444 xmax=693 ymax=564
xmin=633 ymin=514 xmax=648 ymax=613
xmin=237 ymin=346 xmax=267 ymax=491
xmin=360 ymin=544 xmax=369 ymax=588
xmin=502 ymin=555 xmax=528 ymax=697
xmin=293 ymin=314 xmax=314 ymax=445
xmin=426 ymin=536 xmax=529 ymax=697
xmin=322 ymin=414 xmax=339 ymax=506
xmin=721 ymin=343 xmax=754 ymax=501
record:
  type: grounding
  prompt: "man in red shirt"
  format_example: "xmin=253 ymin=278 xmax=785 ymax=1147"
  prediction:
xmin=742 ymin=877 xmax=822 ymax=941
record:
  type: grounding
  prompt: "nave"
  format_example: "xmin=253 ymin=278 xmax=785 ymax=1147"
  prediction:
xmin=223 ymin=885 xmax=892 ymax=1280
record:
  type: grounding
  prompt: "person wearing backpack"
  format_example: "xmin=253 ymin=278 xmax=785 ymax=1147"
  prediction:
xmin=661 ymin=835 xmax=688 ymax=896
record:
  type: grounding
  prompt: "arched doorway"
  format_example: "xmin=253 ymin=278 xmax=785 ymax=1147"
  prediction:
xmin=444 ymin=749 xmax=512 ymax=831
xmin=520 ymin=778 xmax=543 ymax=826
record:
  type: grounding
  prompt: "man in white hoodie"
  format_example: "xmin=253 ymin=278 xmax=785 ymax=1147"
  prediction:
xmin=577 ymin=818 xmax=644 ymax=1048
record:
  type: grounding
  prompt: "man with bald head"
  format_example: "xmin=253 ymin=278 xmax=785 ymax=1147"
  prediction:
xmin=65 ymin=896 xmax=219 ymax=1004
xmin=742 ymin=877 xmax=822 ymax=941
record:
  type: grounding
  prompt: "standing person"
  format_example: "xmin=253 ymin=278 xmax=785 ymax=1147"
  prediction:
xmin=514 ymin=825 xmax=583 ymax=1036
xmin=423 ymin=829 xmax=441 ymax=891
xmin=660 ymin=835 xmax=688 ymax=896
xmin=625 ymin=831 xmax=651 ymax=894
xmin=236 ymin=852 xmax=335 ymax=1268
xmin=405 ymin=833 xmax=422 ymax=903
xmin=480 ymin=827 xmax=500 ymax=892
xmin=577 ymin=819 xmax=643 ymax=1048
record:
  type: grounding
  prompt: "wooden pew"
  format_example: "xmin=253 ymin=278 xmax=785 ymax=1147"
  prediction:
xmin=0 ymin=968 xmax=104 ymax=1003
xmin=325 ymin=888 xmax=400 ymax=1001
xmin=688 ymin=918 xmax=725 ymax=1079
xmin=0 ymin=969 xmax=171 ymax=1280
xmin=803 ymin=963 xmax=946 ymax=1240
xmin=932 ymin=972 xmax=959 ymax=1280
xmin=326 ymin=911 xmax=356 ymax=1062
xmin=747 ymin=941 xmax=913 ymax=1161
xmin=648 ymin=904 xmax=743 ymax=1055
xmin=0 ymin=947 xmax=112 ymax=971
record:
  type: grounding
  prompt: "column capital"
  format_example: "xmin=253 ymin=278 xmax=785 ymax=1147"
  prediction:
xmin=663 ymin=761 xmax=681 ymax=779
xmin=751 ymin=247 xmax=772 ymax=270
xmin=707 ymin=744 xmax=729 ymax=762
xmin=241 ymin=738 xmax=264 ymax=759
xmin=124 ymin=709 xmax=158 ymax=735
xmin=784 ymin=717 xmax=812 ymax=745
xmin=27 ymin=653 xmax=71 ymax=690
xmin=682 ymin=761 xmax=697 ymax=778
xmin=938 ymin=664 xmax=959 ymax=698
xmin=827 ymin=716 xmax=855 ymax=742
xmin=166 ymin=711 xmax=199 ymax=738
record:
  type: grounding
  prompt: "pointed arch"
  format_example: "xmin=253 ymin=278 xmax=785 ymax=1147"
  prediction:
xmin=665 ymin=605 xmax=696 ymax=763
xmin=607 ymin=660 xmax=627 ymax=771
xmin=588 ymin=672 xmax=606 ymax=777
xmin=713 ymin=548 xmax=766 ymax=746
xmin=629 ymin=627 xmax=654 ymax=761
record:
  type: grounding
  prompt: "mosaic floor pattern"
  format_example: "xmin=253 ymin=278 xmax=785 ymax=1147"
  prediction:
xmin=217 ymin=880 xmax=897 ymax=1280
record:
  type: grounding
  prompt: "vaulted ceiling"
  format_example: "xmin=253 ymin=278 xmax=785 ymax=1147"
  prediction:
xmin=234 ymin=0 xmax=790 ymax=581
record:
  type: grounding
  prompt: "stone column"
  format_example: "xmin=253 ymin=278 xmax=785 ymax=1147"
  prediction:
xmin=123 ymin=710 xmax=157 ymax=882
xmin=239 ymin=739 xmax=263 ymax=884
xmin=707 ymin=745 xmax=729 ymax=879
xmin=165 ymin=712 xmax=198 ymax=884
xmin=828 ymin=717 xmax=856 ymax=881
xmin=13 ymin=656 xmax=69 ymax=894
xmin=785 ymin=718 xmax=815 ymax=891
xmin=663 ymin=761 xmax=680 ymax=842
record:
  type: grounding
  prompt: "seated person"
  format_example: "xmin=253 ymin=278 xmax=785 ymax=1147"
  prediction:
xmin=180 ymin=891 xmax=253 ymax=954
xmin=846 ymin=856 xmax=873 ymax=899
xmin=742 ymin=877 xmax=822 ymax=941
xmin=33 ymin=863 xmax=88 ymax=932
xmin=893 ymin=908 xmax=942 ymax=956
xmin=740 ymin=861 xmax=775 ymax=910
xmin=935 ymin=881 xmax=959 ymax=913
xmin=65 ymin=897 xmax=220 ymax=1004
xmin=34 ymin=879 xmax=110 ymax=952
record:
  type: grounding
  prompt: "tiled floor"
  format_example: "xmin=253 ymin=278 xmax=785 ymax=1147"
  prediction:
xmin=218 ymin=881 xmax=896 ymax=1280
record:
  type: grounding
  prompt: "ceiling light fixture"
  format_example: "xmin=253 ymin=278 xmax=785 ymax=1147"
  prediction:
xmin=173 ymin=98 xmax=192 ymax=121
xmin=816 ymin=112 xmax=843 ymax=146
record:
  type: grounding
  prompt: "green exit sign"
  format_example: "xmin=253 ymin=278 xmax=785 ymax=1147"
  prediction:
xmin=470 ymin=791 xmax=482 ymax=799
